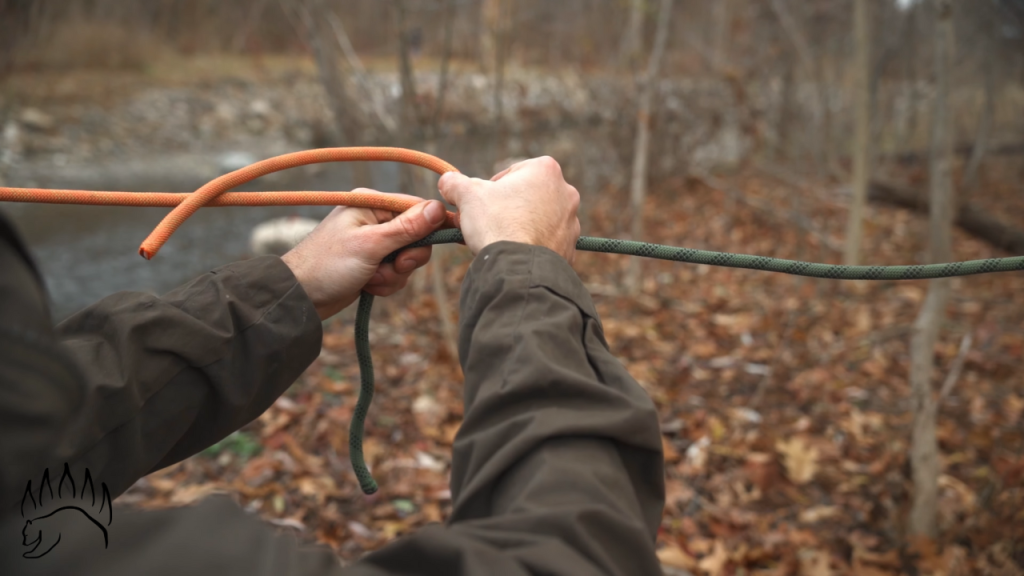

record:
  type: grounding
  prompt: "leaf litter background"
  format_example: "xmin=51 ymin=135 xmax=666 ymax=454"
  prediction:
xmin=118 ymin=159 xmax=1024 ymax=575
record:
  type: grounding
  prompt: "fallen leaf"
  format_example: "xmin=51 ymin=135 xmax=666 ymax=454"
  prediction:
xmin=658 ymin=544 xmax=699 ymax=571
xmin=799 ymin=505 xmax=841 ymax=524
xmin=665 ymin=479 xmax=695 ymax=508
xmin=169 ymin=483 xmax=225 ymax=506
xmin=798 ymin=548 xmax=832 ymax=576
xmin=421 ymin=501 xmax=442 ymax=523
xmin=662 ymin=435 xmax=682 ymax=463
xmin=776 ymin=436 xmax=820 ymax=485
xmin=1003 ymin=394 xmax=1023 ymax=426
xmin=685 ymin=436 xmax=711 ymax=473
xmin=441 ymin=421 xmax=461 ymax=445
xmin=743 ymin=452 xmax=778 ymax=490
xmin=938 ymin=474 xmax=977 ymax=511
xmin=698 ymin=540 xmax=730 ymax=576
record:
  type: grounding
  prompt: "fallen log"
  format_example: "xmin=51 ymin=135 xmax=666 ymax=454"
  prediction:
xmin=869 ymin=180 xmax=1024 ymax=255
xmin=881 ymin=141 xmax=1024 ymax=166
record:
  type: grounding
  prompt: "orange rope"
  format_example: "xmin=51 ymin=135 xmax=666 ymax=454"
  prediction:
xmin=0 ymin=147 xmax=461 ymax=259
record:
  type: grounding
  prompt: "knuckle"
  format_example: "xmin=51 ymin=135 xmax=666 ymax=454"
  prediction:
xmin=535 ymin=155 xmax=561 ymax=173
xmin=568 ymin=185 xmax=581 ymax=207
xmin=398 ymin=213 xmax=420 ymax=240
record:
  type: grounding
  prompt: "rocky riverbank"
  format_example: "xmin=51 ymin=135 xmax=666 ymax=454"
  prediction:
xmin=0 ymin=61 xmax=758 ymax=181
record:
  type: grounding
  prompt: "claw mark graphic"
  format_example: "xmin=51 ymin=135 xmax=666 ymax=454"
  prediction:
xmin=20 ymin=464 xmax=112 ymax=559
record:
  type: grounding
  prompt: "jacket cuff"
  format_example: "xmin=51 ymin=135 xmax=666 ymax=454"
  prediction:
xmin=461 ymin=241 xmax=599 ymax=321
xmin=176 ymin=255 xmax=319 ymax=330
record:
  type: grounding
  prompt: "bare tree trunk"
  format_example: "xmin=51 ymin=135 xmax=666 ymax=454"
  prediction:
xmin=230 ymin=0 xmax=269 ymax=54
xmin=768 ymin=0 xmax=831 ymax=175
xmin=491 ymin=0 xmax=512 ymax=134
xmin=712 ymin=0 xmax=731 ymax=69
xmin=394 ymin=0 xmax=422 ymax=141
xmin=624 ymin=0 xmax=673 ymax=296
xmin=908 ymin=0 xmax=954 ymax=540
xmin=961 ymin=48 xmax=995 ymax=192
xmin=845 ymin=0 xmax=871 ymax=265
xmin=773 ymin=57 xmax=795 ymax=161
xmin=428 ymin=0 xmax=456 ymax=139
xmin=480 ymin=0 xmax=500 ymax=74
xmin=618 ymin=0 xmax=644 ymax=70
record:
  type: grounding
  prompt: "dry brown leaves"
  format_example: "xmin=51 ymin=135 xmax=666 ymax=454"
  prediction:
xmin=124 ymin=168 xmax=1024 ymax=573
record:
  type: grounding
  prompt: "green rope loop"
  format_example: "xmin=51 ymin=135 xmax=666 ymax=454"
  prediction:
xmin=344 ymin=229 xmax=1024 ymax=494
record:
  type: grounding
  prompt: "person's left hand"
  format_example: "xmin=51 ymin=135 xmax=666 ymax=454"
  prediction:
xmin=281 ymin=191 xmax=448 ymax=320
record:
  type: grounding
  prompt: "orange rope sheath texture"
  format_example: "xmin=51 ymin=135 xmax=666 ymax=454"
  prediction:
xmin=0 ymin=147 xmax=462 ymax=259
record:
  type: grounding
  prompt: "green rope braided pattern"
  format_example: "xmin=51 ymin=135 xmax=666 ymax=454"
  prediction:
xmin=344 ymin=228 xmax=1024 ymax=494
xmin=351 ymin=291 xmax=379 ymax=495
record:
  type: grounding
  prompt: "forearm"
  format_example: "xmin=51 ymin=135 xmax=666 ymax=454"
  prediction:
xmin=50 ymin=256 xmax=322 ymax=500
xmin=351 ymin=242 xmax=664 ymax=576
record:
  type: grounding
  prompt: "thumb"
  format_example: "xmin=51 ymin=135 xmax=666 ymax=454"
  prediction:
xmin=377 ymin=199 xmax=446 ymax=250
xmin=438 ymin=171 xmax=471 ymax=208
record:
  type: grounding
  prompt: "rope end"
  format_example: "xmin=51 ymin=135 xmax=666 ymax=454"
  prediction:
xmin=139 ymin=246 xmax=154 ymax=260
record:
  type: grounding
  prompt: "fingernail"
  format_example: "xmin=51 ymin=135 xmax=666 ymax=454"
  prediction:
xmin=424 ymin=201 xmax=444 ymax=225
xmin=398 ymin=258 xmax=416 ymax=273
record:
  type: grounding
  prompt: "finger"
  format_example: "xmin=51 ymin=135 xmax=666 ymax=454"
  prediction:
xmin=392 ymin=246 xmax=433 ymax=274
xmin=364 ymin=280 xmax=405 ymax=298
xmin=438 ymin=172 xmax=473 ymax=208
xmin=364 ymin=266 xmax=410 ymax=297
xmin=349 ymin=188 xmax=424 ymax=205
xmin=367 ymin=262 xmax=399 ymax=286
xmin=375 ymin=199 xmax=446 ymax=253
xmin=347 ymin=190 xmax=429 ymax=224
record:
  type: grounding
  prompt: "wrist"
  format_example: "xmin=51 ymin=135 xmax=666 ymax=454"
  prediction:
xmin=281 ymin=252 xmax=325 ymax=318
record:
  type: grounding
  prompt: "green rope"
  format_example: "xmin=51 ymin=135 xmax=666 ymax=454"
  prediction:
xmin=347 ymin=228 xmax=1024 ymax=494
xmin=351 ymin=291 xmax=379 ymax=495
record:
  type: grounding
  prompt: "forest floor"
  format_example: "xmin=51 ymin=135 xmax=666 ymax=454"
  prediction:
xmin=3 ymin=55 xmax=1023 ymax=575
xmin=117 ymin=161 xmax=1024 ymax=575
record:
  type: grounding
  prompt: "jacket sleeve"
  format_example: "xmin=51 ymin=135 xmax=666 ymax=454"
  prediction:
xmin=349 ymin=242 xmax=665 ymax=576
xmin=51 ymin=255 xmax=324 ymax=500
xmin=0 ymin=210 xmax=323 ymax=512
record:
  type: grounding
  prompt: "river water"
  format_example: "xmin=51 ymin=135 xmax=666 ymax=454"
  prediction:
xmin=3 ymin=134 xmax=552 ymax=320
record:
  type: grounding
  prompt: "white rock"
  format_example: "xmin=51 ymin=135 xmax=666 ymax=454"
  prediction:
xmin=250 ymin=216 xmax=320 ymax=256
xmin=19 ymin=107 xmax=54 ymax=131
xmin=249 ymin=99 xmax=272 ymax=117
xmin=218 ymin=150 xmax=259 ymax=174
xmin=1 ymin=121 xmax=22 ymax=165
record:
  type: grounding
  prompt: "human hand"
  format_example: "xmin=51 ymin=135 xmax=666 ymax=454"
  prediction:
xmin=437 ymin=156 xmax=581 ymax=263
xmin=281 ymin=192 xmax=447 ymax=320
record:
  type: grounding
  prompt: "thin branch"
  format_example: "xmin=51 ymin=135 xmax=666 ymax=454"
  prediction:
xmin=325 ymin=10 xmax=398 ymax=135
xmin=939 ymin=333 xmax=973 ymax=401
xmin=427 ymin=0 xmax=456 ymax=136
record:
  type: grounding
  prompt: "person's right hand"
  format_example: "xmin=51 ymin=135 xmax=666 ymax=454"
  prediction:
xmin=437 ymin=156 xmax=581 ymax=264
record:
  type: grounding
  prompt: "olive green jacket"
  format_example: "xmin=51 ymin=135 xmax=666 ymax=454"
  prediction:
xmin=0 ymin=212 xmax=664 ymax=575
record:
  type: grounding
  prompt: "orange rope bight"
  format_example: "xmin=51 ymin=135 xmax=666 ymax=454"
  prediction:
xmin=0 ymin=147 xmax=462 ymax=259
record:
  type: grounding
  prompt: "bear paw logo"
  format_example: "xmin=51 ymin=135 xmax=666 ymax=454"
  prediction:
xmin=21 ymin=463 xmax=112 ymax=559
